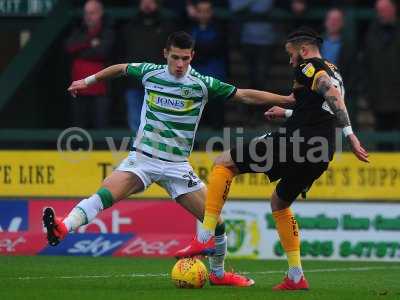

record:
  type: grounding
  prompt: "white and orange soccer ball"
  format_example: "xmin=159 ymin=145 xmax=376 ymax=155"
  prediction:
xmin=171 ymin=258 xmax=208 ymax=288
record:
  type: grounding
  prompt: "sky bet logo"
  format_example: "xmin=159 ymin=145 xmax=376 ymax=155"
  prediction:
xmin=40 ymin=233 xmax=133 ymax=257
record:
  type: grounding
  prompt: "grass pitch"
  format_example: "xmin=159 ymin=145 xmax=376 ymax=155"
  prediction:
xmin=1 ymin=256 xmax=400 ymax=300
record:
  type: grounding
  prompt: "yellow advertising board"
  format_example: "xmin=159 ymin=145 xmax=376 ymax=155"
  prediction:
xmin=0 ymin=151 xmax=399 ymax=200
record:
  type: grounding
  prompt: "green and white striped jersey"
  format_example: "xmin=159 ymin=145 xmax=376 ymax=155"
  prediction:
xmin=126 ymin=62 xmax=236 ymax=162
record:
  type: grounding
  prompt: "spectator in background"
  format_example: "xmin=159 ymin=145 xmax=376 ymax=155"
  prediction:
xmin=291 ymin=0 xmax=307 ymax=17
xmin=190 ymin=0 xmax=227 ymax=80
xmin=229 ymin=0 xmax=277 ymax=90
xmin=190 ymin=0 xmax=227 ymax=128
xmin=65 ymin=0 xmax=114 ymax=129
xmin=122 ymin=0 xmax=175 ymax=132
xmin=162 ymin=0 xmax=195 ymax=19
xmin=364 ymin=0 xmax=400 ymax=143
xmin=278 ymin=0 xmax=320 ymax=31
xmin=162 ymin=0 xmax=229 ymax=28
xmin=321 ymin=8 xmax=346 ymax=66
xmin=321 ymin=8 xmax=356 ymax=111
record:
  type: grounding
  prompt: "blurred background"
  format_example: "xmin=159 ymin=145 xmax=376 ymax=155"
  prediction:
xmin=0 ymin=0 xmax=399 ymax=261
xmin=0 ymin=0 xmax=400 ymax=150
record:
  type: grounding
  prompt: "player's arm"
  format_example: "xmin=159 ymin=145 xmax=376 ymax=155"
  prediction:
xmin=315 ymin=71 xmax=369 ymax=163
xmin=231 ymin=89 xmax=295 ymax=106
xmin=67 ymin=64 xmax=128 ymax=97
xmin=264 ymin=105 xmax=293 ymax=121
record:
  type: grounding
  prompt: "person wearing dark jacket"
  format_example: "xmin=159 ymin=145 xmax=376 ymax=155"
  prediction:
xmin=190 ymin=0 xmax=227 ymax=80
xmin=321 ymin=8 xmax=357 ymax=121
xmin=189 ymin=0 xmax=227 ymax=129
xmin=229 ymin=0 xmax=277 ymax=90
xmin=122 ymin=0 xmax=175 ymax=132
xmin=364 ymin=0 xmax=400 ymax=144
xmin=66 ymin=0 xmax=114 ymax=129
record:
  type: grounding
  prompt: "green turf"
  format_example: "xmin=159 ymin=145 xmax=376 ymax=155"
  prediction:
xmin=1 ymin=257 xmax=400 ymax=300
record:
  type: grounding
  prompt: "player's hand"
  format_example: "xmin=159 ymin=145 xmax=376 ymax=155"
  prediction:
xmin=264 ymin=106 xmax=286 ymax=121
xmin=67 ymin=79 xmax=88 ymax=98
xmin=287 ymin=93 xmax=295 ymax=103
xmin=348 ymin=134 xmax=369 ymax=163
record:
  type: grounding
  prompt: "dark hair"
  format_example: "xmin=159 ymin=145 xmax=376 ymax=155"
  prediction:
xmin=286 ymin=26 xmax=323 ymax=47
xmin=165 ymin=31 xmax=195 ymax=50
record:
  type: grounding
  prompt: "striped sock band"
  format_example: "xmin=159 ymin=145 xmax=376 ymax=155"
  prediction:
xmin=97 ymin=187 xmax=114 ymax=209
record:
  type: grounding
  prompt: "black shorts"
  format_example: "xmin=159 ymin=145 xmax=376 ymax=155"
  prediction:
xmin=230 ymin=132 xmax=330 ymax=203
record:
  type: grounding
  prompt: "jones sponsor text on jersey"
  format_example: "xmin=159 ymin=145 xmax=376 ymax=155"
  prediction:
xmin=148 ymin=92 xmax=195 ymax=112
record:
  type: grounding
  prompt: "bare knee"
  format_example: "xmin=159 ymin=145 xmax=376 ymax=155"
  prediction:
xmin=270 ymin=190 xmax=291 ymax=211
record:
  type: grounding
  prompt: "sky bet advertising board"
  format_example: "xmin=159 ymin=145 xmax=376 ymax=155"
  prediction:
xmin=0 ymin=200 xmax=196 ymax=257
xmin=1 ymin=199 xmax=400 ymax=261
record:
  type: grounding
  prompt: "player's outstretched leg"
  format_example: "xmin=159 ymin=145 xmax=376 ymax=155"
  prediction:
xmin=174 ymin=163 xmax=234 ymax=258
xmin=270 ymin=190 xmax=309 ymax=291
xmin=42 ymin=170 xmax=144 ymax=246
xmin=42 ymin=188 xmax=112 ymax=246
xmin=175 ymin=151 xmax=237 ymax=258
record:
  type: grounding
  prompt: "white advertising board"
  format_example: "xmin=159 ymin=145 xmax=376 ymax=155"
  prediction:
xmin=203 ymin=202 xmax=400 ymax=261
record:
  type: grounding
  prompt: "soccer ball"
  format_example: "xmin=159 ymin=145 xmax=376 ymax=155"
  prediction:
xmin=171 ymin=258 xmax=208 ymax=288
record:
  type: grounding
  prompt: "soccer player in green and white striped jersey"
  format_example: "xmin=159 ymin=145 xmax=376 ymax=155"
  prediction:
xmin=125 ymin=60 xmax=235 ymax=162
xmin=43 ymin=31 xmax=293 ymax=286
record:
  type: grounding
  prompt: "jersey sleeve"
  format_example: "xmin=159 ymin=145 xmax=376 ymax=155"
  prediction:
xmin=295 ymin=61 xmax=327 ymax=92
xmin=126 ymin=63 xmax=145 ymax=80
xmin=207 ymin=77 xmax=237 ymax=101
xmin=125 ymin=62 xmax=161 ymax=81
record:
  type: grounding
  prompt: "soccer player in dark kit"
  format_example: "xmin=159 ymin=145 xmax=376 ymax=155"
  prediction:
xmin=176 ymin=27 xmax=369 ymax=291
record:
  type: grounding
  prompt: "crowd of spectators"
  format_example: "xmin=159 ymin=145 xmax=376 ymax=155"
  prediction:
xmin=65 ymin=0 xmax=400 ymax=137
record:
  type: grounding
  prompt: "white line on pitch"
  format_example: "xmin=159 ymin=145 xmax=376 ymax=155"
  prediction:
xmin=6 ymin=266 xmax=400 ymax=281
xmin=243 ymin=266 xmax=400 ymax=275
